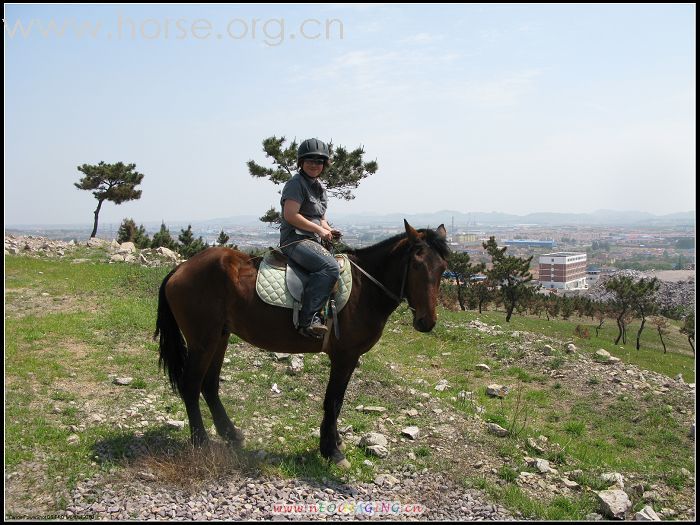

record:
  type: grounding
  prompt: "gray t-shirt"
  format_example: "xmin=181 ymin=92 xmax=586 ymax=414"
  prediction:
xmin=279 ymin=171 xmax=328 ymax=247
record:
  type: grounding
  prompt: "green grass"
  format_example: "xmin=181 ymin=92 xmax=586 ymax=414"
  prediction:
xmin=4 ymin=255 xmax=696 ymax=520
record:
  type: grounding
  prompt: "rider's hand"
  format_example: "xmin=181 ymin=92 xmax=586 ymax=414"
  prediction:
xmin=319 ymin=229 xmax=334 ymax=242
xmin=331 ymin=229 xmax=343 ymax=240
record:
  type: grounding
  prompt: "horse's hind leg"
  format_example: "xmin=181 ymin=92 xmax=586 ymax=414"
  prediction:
xmin=179 ymin=337 xmax=219 ymax=446
xmin=202 ymin=334 xmax=244 ymax=446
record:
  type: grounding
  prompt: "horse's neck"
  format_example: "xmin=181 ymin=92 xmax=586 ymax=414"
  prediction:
xmin=352 ymin=242 xmax=408 ymax=311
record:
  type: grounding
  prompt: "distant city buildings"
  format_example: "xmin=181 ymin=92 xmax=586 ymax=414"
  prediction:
xmin=503 ymin=239 xmax=556 ymax=249
xmin=538 ymin=252 xmax=588 ymax=290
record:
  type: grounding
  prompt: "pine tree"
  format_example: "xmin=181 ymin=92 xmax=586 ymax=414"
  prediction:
xmin=216 ymin=229 xmax=230 ymax=246
xmin=630 ymin=278 xmax=660 ymax=350
xmin=448 ymin=251 xmax=485 ymax=311
xmin=74 ymin=161 xmax=145 ymax=238
xmin=604 ymin=275 xmax=635 ymax=345
xmin=178 ymin=225 xmax=208 ymax=259
xmin=151 ymin=222 xmax=177 ymax=251
xmin=482 ymin=237 xmax=533 ymax=322
xmin=117 ymin=218 xmax=151 ymax=248
xmin=117 ymin=218 xmax=138 ymax=244
xmin=247 ymin=136 xmax=378 ymax=224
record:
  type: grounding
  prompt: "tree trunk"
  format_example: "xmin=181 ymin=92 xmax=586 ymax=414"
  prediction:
xmin=688 ymin=336 xmax=695 ymax=356
xmin=614 ymin=314 xmax=624 ymax=345
xmin=505 ymin=303 xmax=514 ymax=322
xmin=658 ymin=329 xmax=667 ymax=354
xmin=91 ymin=199 xmax=104 ymax=238
xmin=636 ymin=316 xmax=646 ymax=350
xmin=596 ymin=319 xmax=604 ymax=338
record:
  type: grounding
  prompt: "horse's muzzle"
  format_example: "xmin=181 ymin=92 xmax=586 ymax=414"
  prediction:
xmin=413 ymin=316 xmax=436 ymax=333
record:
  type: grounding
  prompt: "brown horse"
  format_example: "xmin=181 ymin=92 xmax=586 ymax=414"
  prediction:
xmin=154 ymin=220 xmax=449 ymax=468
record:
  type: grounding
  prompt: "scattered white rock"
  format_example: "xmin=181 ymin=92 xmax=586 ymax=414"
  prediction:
xmin=475 ymin=364 xmax=491 ymax=372
xmin=435 ymin=379 xmax=449 ymax=392
xmin=487 ymin=423 xmax=508 ymax=437
xmin=401 ymin=426 xmax=420 ymax=440
xmin=486 ymin=384 xmax=509 ymax=398
xmin=287 ymin=356 xmax=304 ymax=375
xmin=596 ymin=489 xmax=632 ymax=520
xmin=635 ymin=505 xmax=661 ymax=521
xmin=113 ymin=377 xmax=133 ymax=386
xmin=359 ymin=433 xmax=388 ymax=448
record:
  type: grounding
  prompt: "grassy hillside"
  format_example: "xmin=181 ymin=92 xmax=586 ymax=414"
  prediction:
xmin=5 ymin=252 xmax=696 ymax=519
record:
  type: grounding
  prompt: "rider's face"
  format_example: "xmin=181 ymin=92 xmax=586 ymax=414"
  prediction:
xmin=302 ymin=158 xmax=324 ymax=177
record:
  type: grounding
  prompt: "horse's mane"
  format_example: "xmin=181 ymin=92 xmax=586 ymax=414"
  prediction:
xmin=341 ymin=228 xmax=450 ymax=260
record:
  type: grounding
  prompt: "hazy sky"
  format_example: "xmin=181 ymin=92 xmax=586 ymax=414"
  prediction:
xmin=5 ymin=4 xmax=696 ymax=226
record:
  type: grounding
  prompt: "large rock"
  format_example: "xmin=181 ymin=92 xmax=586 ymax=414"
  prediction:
xmin=634 ymin=505 xmax=661 ymax=521
xmin=359 ymin=432 xmax=388 ymax=448
xmin=486 ymin=384 xmax=510 ymax=398
xmin=155 ymin=246 xmax=179 ymax=261
xmin=596 ymin=489 xmax=632 ymax=519
xmin=401 ymin=426 xmax=420 ymax=440
xmin=117 ymin=242 xmax=136 ymax=254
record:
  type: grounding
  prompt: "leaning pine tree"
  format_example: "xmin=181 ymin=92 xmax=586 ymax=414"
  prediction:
xmin=74 ymin=161 xmax=145 ymax=238
xmin=247 ymin=136 xmax=378 ymax=225
xmin=483 ymin=236 xmax=533 ymax=322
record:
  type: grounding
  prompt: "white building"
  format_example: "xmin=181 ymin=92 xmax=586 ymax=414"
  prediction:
xmin=538 ymin=252 xmax=588 ymax=290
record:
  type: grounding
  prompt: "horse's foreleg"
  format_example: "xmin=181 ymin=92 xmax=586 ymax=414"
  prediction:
xmin=202 ymin=334 xmax=244 ymax=446
xmin=320 ymin=355 xmax=358 ymax=468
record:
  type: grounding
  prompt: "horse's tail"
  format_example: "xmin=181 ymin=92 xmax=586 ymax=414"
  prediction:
xmin=154 ymin=267 xmax=187 ymax=396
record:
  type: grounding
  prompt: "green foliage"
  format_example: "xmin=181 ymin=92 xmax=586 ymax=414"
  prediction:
xmin=675 ymin=237 xmax=694 ymax=249
xmin=151 ymin=222 xmax=178 ymax=251
xmin=483 ymin=237 xmax=533 ymax=322
xmin=177 ymin=225 xmax=208 ymax=259
xmin=448 ymin=251 xmax=486 ymax=311
xmin=116 ymin=218 xmax=151 ymax=249
xmin=74 ymin=161 xmax=145 ymax=237
xmin=247 ymin=136 xmax=379 ymax=224
xmin=216 ymin=229 xmax=230 ymax=246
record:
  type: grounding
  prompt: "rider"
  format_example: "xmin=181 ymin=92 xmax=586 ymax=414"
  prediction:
xmin=279 ymin=138 xmax=342 ymax=339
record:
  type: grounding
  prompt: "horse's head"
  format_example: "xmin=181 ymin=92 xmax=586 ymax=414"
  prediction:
xmin=402 ymin=220 xmax=449 ymax=332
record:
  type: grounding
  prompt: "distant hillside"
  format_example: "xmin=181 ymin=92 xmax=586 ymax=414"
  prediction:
xmin=7 ymin=210 xmax=695 ymax=238
xmin=331 ymin=209 xmax=695 ymax=227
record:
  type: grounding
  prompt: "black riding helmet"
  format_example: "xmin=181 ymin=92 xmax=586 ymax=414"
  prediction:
xmin=297 ymin=138 xmax=330 ymax=161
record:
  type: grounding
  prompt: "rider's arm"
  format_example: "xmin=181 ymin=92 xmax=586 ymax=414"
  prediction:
xmin=283 ymin=200 xmax=331 ymax=239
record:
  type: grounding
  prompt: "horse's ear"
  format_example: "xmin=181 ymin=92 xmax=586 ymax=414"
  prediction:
xmin=436 ymin=224 xmax=447 ymax=240
xmin=404 ymin=219 xmax=420 ymax=243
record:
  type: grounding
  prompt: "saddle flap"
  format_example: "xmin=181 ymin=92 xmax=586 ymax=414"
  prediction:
xmin=256 ymin=253 xmax=352 ymax=313
xmin=285 ymin=262 xmax=307 ymax=303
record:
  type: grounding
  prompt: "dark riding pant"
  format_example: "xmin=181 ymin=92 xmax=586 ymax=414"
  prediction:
xmin=281 ymin=239 xmax=340 ymax=327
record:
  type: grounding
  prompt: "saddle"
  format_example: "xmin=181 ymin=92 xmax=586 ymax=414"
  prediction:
xmin=256 ymin=249 xmax=352 ymax=335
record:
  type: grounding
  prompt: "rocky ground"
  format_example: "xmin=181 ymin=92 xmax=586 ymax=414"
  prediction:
xmin=4 ymin=234 xmax=183 ymax=267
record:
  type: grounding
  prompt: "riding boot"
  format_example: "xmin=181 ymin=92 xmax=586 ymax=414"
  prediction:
xmin=298 ymin=313 xmax=328 ymax=339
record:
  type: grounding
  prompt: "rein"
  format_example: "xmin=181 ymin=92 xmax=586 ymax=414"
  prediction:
xmin=348 ymin=256 xmax=414 ymax=313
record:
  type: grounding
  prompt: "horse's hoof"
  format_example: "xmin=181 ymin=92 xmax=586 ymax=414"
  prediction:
xmin=226 ymin=429 xmax=245 ymax=447
xmin=335 ymin=458 xmax=351 ymax=470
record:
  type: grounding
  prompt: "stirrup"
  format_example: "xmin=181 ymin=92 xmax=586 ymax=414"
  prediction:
xmin=298 ymin=325 xmax=326 ymax=339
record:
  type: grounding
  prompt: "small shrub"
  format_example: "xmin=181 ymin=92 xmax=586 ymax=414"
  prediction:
xmin=574 ymin=325 xmax=591 ymax=339
xmin=498 ymin=465 xmax=519 ymax=483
